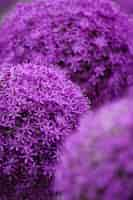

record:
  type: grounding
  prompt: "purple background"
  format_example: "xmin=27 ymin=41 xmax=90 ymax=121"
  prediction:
xmin=0 ymin=0 xmax=17 ymax=15
xmin=116 ymin=0 xmax=133 ymax=14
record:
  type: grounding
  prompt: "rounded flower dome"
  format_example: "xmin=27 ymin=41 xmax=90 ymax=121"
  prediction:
xmin=55 ymin=97 xmax=133 ymax=200
xmin=0 ymin=63 xmax=88 ymax=200
xmin=0 ymin=0 xmax=133 ymax=108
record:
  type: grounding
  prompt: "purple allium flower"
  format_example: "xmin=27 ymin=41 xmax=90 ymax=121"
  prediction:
xmin=0 ymin=63 xmax=88 ymax=200
xmin=0 ymin=0 xmax=133 ymax=108
xmin=55 ymin=97 xmax=133 ymax=200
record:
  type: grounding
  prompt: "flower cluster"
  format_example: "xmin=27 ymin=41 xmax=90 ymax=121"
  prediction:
xmin=0 ymin=0 xmax=133 ymax=108
xmin=0 ymin=63 xmax=88 ymax=200
xmin=0 ymin=0 xmax=133 ymax=199
xmin=55 ymin=97 xmax=133 ymax=200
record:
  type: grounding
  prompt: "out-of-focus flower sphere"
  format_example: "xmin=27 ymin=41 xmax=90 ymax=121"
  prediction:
xmin=0 ymin=0 xmax=133 ymax=108
xmin=0 ymin=63 xmax=88 ymax=199
xmin=55 ymin=97 xmax=133 ymax=200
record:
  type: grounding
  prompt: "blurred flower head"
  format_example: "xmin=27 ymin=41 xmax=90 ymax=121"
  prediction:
xmin=55 ymin=96 xmax=133 ymax=200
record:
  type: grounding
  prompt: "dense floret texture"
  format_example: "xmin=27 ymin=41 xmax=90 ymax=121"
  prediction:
xmin=0 ymin=63 xmax=88 ymax=200
xmin=0 ymin=0 xmax=133 ymax=108
xmin=55 ymin=97 xmax=133 ymax=200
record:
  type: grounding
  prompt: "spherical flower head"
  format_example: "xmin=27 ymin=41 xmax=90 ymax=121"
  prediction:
xmin=0 ymin=63 xmax=88 ymax=199
xmin=55 ymin=97 xmax=133 ymax=200
xmin=0 ymin=0 xmax=133 ymax=108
